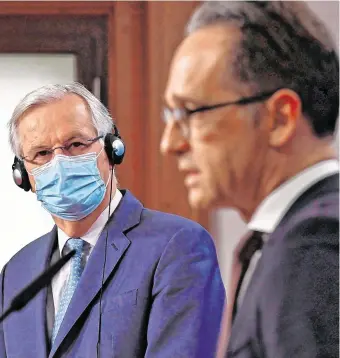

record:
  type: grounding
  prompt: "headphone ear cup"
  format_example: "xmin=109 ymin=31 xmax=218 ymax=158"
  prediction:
xmin=12 ymin=157 xmax=31 ymax=192
xmin=104 ymin=133 xmax=125 ymax=165
xmin=104 ymin=133 xmax=114 ymax=164
xmin=112 ymin=137 xmax=125 ymax=165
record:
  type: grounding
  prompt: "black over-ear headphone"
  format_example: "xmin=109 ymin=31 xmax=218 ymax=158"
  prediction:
xmin=12 ymin=124 xmax=125 ymax=192
xmin=12 ymin=157 xmax=31 ymax=192
xmin=104 ymin=124 xmax=125 ymax=166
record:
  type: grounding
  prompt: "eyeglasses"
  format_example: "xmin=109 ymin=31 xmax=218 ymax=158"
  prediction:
xmin=162 ymin=89 xmax=279 ymax=137
xmin=22 ymin=135 xmax=103 ymax=166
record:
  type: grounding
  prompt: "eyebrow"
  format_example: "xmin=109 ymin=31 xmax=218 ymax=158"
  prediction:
xmin=163 ymin=94 xmax=204 ymax=108
xmin=28 ymin=134 xmax=90 ymax=153
xmin=63 ymin=134 xmax=88 ymax=143
xmin=28 ymin=143 xmax=50 ymax=153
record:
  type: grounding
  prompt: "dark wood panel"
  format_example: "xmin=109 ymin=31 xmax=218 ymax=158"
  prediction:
xmin=144 ymin=1 xmax=209 ymax=228
xmin=0 ymin=14 xmax=108 ymax=101
xmin=108 ymin=2 xmax=146 ymax=203
xmin=0 ymin=1 xmax=112 ymax=15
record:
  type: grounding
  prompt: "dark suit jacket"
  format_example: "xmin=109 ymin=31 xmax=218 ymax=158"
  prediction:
xmin=0 ymin=190 xmax=225 ymax=358
xmin=227 ymin=174 xmax=339 ymax=358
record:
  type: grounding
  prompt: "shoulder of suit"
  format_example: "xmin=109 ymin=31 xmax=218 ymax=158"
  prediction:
xmin=274 ymin=175 xmax=338 ymax=235
xmin=4 ymin=231 xmax=52 ymax=270
xmin=124 ymin=207 xmax=214 ymax=253
xmin=139 ymin=207 xmax=208 ymax=233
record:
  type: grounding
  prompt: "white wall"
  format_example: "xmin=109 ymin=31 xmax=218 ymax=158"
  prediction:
xmin=212 ymin=0 xmax=339 ymax=287
xmin=0 ymin=54 xmax=76 ymax=270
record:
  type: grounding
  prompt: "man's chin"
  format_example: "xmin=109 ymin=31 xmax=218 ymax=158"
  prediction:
xmin=187 ymin=187 xmax=213 ymax=210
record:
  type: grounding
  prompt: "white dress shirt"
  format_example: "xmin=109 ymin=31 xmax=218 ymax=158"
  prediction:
xmin=237 ymin=159 xmax=339 ymax=306
xmin=52 ymin=189 xmax=122 ymax=314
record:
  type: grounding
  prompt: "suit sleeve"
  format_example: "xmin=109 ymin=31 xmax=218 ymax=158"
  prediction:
xmin=0 ymin=265 xmax=7 ymax=357
xmin=145 ymin=226 xmax=225 ymax=358
xmin=262 ymin=216 xmax=339 ymax=358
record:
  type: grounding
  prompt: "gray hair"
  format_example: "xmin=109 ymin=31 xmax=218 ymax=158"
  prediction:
xmin=8 ymin=82 xmax=114 ymax=156
xmin=186 ymin=1 xmax=339 ymax=137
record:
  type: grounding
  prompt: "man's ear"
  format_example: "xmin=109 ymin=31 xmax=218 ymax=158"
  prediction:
xmin=266 ymin=89 xmax=302 ymax=148
xmin=28 ymin=174 xmax=36 ymax=193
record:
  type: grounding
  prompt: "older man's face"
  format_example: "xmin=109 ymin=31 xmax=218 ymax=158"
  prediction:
xmin=17 ymin=94 xmax=111 ymax=191
xmin=161 ymin=25 xmax=270 ymax=212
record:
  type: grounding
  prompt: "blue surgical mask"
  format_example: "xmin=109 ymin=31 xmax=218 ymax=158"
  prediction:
xmin=29 ymin=148 xmax=109 ymax=221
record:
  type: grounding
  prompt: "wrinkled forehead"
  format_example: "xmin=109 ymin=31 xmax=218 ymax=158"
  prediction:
xmin=18 ymin=94 xmax=94 ymax=131
xmin=165 ymin=25 xmax=242 ymax=105
xmin=17 ymin=94 xmax=96 ymax=150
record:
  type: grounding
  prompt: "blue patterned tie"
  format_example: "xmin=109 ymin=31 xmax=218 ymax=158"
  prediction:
xmin=51 ymin=238 xmax=85 ymax=345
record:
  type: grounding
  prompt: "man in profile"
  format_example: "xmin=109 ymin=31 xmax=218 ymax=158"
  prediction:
xmin=0 ymin=82 xmax=225 ymax=357
xmin=161 ymin=1 xmax=339 ymax=357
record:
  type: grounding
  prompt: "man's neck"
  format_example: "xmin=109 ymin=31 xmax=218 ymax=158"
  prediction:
xmin=241 ymin=146 xmax=337 ymax=222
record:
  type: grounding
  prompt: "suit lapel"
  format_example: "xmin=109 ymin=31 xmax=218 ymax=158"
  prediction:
xmin=36 ymin=227 xmax=58 ymax=357
xmin=49 ymin=190 xmax=143 ymax=358
xmin=8 ymin=226 xmax=57 ymax=358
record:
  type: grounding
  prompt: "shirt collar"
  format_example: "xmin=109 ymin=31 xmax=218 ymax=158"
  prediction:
xmin=248 ymin=159 xmax=339 ymax=236
xmin=58 ymin=189 xmax=123 ymax=255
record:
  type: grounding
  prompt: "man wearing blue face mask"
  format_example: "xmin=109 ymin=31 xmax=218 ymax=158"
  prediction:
xmin=0 ymin=83 xmax=225 ymax=358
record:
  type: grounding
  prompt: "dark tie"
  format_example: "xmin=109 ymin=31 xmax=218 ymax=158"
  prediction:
xmin=216 ymin=231 xmax=263 ymax=358
xmin=232 ymin=231 xmax=263 ymax=320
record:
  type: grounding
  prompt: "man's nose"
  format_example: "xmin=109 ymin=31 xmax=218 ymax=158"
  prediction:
xmin=160 ymin=120 xmax=189 ymax=156
xmin=54 ymin=147 xmax=64 ymax=156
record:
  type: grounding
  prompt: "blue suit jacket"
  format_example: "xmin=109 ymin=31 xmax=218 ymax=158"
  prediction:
xmin=0 ymin=190 xmax=225 ymax=358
